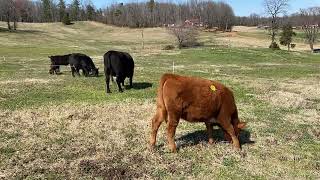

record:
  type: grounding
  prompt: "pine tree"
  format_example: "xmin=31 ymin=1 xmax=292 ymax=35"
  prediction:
xmin=71 ymin=0 xmax=80 ymax=21
xmin=42 ymin=0 xmax=52 ymax=22
xmin=58 ymin=0 xmax=66 ymax=22
xmin=62 ymin=12 xmax=72 ymax=25
xmin=86 ymin=4 xmax=95 ymax=21
xmin=280 ymin=23 xmax=296 ymax=51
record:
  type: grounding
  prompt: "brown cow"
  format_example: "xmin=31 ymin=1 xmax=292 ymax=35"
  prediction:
xmin=149 ymin=73 xmax=246 ymax=152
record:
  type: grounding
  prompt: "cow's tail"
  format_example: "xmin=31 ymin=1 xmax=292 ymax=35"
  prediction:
xmin=156 ymin=73 xmax=175 ymax=122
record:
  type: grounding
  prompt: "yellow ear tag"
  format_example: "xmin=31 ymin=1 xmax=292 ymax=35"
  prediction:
xmin=210 ymin=85 xmax=216 ymax=92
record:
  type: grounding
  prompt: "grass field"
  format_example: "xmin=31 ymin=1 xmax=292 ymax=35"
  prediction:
xmin=0 ymin=21 xmax=319 ymax=179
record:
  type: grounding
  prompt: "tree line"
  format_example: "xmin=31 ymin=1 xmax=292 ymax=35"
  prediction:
xmin=0 ymin=0 xmax=235 ymax=30
xmin=102 ymin=0 xmax=235 ymax=30
xmin=0 ymin=0 xmax=100 ymax=29
xmin=236 ymin=7 xmax=320 ymax=27
xmin=0 ymin=0 xmax=319 ymax=31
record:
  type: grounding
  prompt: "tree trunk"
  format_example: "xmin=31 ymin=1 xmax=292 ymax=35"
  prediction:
xmin=6 ymin=15 xmax=11 ymax=30
xmin=225 ymin=20 xmax=228 ymax=32
xmin=13 ymin=19 xmax=17 ymax=30
xmin=141 ymin=28 xmax=144 ymax=49
xmin=309 ymin=43 xmax=314 ymax=51
xmin=288 ymin=44 xmax=290 ymax=51
xmin=271 ymin=31 xmax=276 ymax=43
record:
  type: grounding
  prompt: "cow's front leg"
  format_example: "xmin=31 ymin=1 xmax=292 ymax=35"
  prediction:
xmin=71 ymin=66 xmax=76 ymax=77
xmin=149 ymin=109 xmax=165 ymax=150
xmin=129 ymin=76 xmax=133 ymax=88
xmin=82 ymin=67 xmax=89 ymax=77
xmin=219 ymin=116 xmax=240 ymax=149
xmin=205 ymin=122 xmax=215 ymax=144
xmin=167 ymin=113 xmax=179 ymax=152
xmin=75 ymin=68 xmax=81 ymax=76
xmin=116 ymin=76 xmax=123 ymax=92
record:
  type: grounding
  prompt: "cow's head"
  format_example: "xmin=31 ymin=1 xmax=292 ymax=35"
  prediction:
xmin=92 ymin=68 xmax=99 ymax=77
xmin=224 ymin=121 xmax=246 ymax=142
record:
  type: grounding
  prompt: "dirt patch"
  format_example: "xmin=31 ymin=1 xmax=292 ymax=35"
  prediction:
xmin=0 ymin=100 xmax=155 ymax=179
xmin=278 ymin=78 xmax=320 ymax=102
xmin=263 ymin=90 xmax=310 ymax=109
xmin=78 ymin=153 xmax=145 ymax=179
xmin=285 ymin=109 xmax=319 ymax=125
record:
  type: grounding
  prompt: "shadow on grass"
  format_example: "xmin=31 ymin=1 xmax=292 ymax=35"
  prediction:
xmin=125 ymin=82 xmax=152 ymax=90
xmin=0 ymin=27 xmax=43 ymax=34
xmin=176 ymin=128 xmax=254 ymax=150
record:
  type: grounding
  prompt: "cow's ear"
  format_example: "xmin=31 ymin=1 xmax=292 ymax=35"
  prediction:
xmin=237 ymin=122 xmax=246 ymax=129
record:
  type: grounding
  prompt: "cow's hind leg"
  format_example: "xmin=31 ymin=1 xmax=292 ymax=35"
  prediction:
xmin=149 ymin=108 xmax=166 ymax=150
xmin=106 ymin=73 xmax=111 ymax=93
xmin=167 ymin=112 xmax=179 ymax=152
xmin=116 ymin=76 xmax=123 ymax=92
xmin=205 ymin=122 xmax=215 ymax=144
xmin=218 ymin=114 xmax=240 ymax=149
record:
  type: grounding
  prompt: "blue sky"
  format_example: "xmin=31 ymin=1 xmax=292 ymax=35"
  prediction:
xmin=69 ymin=0 xmax=320 ymax=16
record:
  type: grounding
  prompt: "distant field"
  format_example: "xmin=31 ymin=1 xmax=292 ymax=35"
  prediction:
xmin=0 ymin=22 xmax=319 ymax=179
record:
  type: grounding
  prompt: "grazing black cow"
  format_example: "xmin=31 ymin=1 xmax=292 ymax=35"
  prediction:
xmin=69 ymin=53 xmax=99 ymax=77
xmin=49 ymin=54 xmax=71 ymax=74
xmin=313 ymin=49 xmax=320 ymax=53
xmin=104 ymin=50 xmax=134 ymax=93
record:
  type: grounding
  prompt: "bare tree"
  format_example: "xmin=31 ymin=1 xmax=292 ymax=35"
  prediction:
xmin=0 ymin=0 xmax=15 ymax=30
xmin=302 ymin=25 xmax=319 ymax=51
xmin=168 ymin=26 xmax=199 ymax=49
xmin=263 ymin=0 xmax=289 ymax=48
xmin=300 ymin=8 xmax=320 ymax=51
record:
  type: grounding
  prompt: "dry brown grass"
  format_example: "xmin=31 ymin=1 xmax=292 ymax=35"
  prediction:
xmin=1 ymin=98 xmax=319 ymax=179
xmin=0 ymin=21 xmax=319 ymax=179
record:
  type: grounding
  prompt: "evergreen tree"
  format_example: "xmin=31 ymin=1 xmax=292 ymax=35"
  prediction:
xmin=280 ymin=23 xmax=296 ymax=51
xmin=71 ymin=0 xmax=80 ymax=21
xmin=58 ymin=0 xmax=66 ymax=22
xmin=62 ymin=12 xmax=72 ymax=25
xmin=42 ymin=0 xmax=52 ymax=22
xmin=86 ymin=4 xmax=95 ymax=21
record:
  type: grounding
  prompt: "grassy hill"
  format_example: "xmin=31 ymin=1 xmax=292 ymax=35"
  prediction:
xmin=0 ymin=22 xmax=319 ymax=179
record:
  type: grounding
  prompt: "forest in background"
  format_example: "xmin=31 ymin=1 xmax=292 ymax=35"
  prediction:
xmin=0 ymin=0 xmax=319 ymax=30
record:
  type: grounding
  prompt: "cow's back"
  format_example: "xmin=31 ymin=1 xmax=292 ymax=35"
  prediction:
xmin=50 ymin=54 xmax=71 ymax=65
xmin=104 ymin=51 xmax=134 ymax=77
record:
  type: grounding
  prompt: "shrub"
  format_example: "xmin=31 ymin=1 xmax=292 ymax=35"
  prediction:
xmin=168 ymin=27 xmax=200 ymax=49
xmin=269 ymin=42 xmax=280 ymax=50
xmin=62 ymin=13 xmax=72 ymax=25
xmin=280 ymin=24 xmax=296 ymax=51
xmin=163 ymin=45 xmax=175 ymax=50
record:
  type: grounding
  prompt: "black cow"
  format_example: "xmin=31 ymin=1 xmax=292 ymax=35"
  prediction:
xmin=104 ymin=50 xmax=134 ymax=93
xmin=49 ymin=54 xmax=71 ymax=74
xmin=69 ymin=53 xmax=99 ymax=77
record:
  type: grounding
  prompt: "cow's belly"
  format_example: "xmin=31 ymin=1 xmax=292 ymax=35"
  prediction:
xmin=181 ymin=108 xmax=216 ymax=123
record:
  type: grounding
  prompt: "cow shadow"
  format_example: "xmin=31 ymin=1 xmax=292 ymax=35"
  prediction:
xmin=176 ymin=128 xmax=254 ymax=149
xmin=124 ymin=82 xmax=152 ymax=90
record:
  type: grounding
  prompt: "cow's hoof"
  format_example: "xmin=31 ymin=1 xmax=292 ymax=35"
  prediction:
xmin=170 ymin=148 xmax=177 ymax=153
xmin=149 ymin=144 xmax=156 ymax=152
xmin=208 ymin=138 xmax=216 ymax=144
xmin=169 ymin=145 xmax=177 ymax=153
xmin=106 ymin=90 xmax=111 ymax=94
